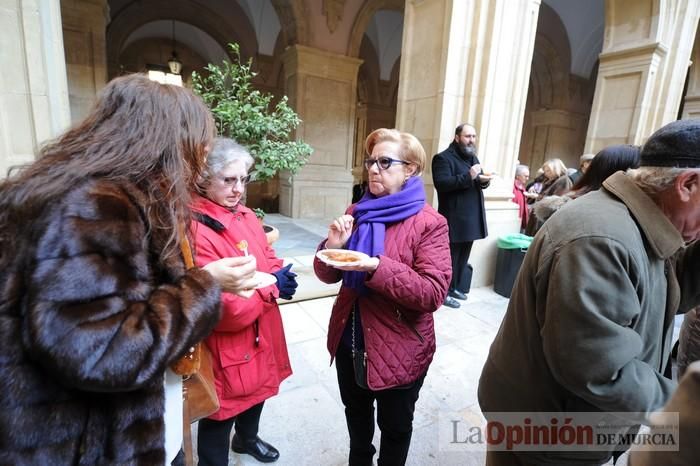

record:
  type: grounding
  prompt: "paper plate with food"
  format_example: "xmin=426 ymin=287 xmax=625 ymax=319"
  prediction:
xmin=253 ymin=271 xmax=277 ymax=289
xmin=316 ymin=249 xmax=370 ymax=267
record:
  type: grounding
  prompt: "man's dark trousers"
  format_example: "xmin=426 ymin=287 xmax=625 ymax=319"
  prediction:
xmin=450 ymin=241 xmax=474 ymax=294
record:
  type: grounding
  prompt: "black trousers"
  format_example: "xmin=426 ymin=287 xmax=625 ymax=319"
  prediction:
xmin=449 ymin=241 xmax=474 ymax=294
xmin=196 ymin=401 xmax=264 ymax=466
xmin=335 ymin=344 xmax=426 ymax=466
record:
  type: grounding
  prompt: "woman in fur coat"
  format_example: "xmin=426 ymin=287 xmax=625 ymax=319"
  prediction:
xmin=0 ymin=74 xmax=259 ymax=466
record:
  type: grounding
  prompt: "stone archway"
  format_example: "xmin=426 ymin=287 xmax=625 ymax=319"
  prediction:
xmin=106 ymin=0 xmax=258 ymax=78
xmin=270 ymin=0 xmax=311 ymax=47
xmin=348 ymin=0 xmax=404 ymax=183
xmin=117 ymin=27 xmax=220 ymax=85
xmin=518 ymin=3 xmax=595 ymax=171
xmin=681 ymin=28 xmax=700 ymax=118
xmin=347 ymin=0 xmax=404 ymax=58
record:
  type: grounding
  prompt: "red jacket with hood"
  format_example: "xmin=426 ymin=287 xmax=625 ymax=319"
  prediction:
xmin=190 ymin=195 xmax=291 ymax=419
xmin=314 ymin=204 xmax=451 ymax=390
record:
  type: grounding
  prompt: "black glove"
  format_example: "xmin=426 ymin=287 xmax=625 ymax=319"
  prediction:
xmin=272 ymin=263 xmax=298 ymax=300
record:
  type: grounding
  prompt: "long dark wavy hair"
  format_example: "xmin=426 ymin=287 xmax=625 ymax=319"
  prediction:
xmin=0 ymin=74 xmax=215 ymax=264
xmin=571 ymin=144 xmax=641 ymax=198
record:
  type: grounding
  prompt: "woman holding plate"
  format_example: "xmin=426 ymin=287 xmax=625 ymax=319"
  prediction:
xmin=314 ymin=128 xmax=452 ymax=465
xmin=191 ymin=138 xmax=298 ymax=465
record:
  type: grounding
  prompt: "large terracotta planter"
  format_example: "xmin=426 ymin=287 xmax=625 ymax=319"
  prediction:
xmin=263 ymin=224 xmax=279 ymax=245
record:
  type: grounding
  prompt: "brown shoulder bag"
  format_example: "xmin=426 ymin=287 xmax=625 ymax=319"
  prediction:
xmin=171 ymin=235 xmax=220 ymax=465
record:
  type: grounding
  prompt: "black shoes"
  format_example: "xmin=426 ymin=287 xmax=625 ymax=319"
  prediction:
xmin=443 ymin=296 xmax=461 ymax=308
xmin=444 ymin=289 xmax=468 ymax=308
xmin=231 ymin=435 xmax=280 ymax=463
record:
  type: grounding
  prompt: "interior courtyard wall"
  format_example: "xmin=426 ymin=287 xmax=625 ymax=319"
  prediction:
xmin=119 ymin=38 xmax=208 ymax=85
xmin=353 ymin=33 xmax=400 ymax=183
xmin=3 ymin=0 xmax=697 ymax=286
xmin=105 ymin=0 xmax=258 ymax=79
xmin=518 ymin=3 xmax=596 ymax=173
xmin=279 ymin=45 xmax=362 ymax=218
xmin=0 ymin=0 xmax=70 ymax=176
xmin=304 ymin=0 xmax=367 ymax=55
xmin=270 ymin=0 xmax=311 ymax=46
xmin=60 ymin=0 xmax=108 ymax=122
xmin=682 ymin=30 xmax=700 ymax=118
xmin=397 ymin=0 xmax=540 ymax=287
xmin=275 ymin=0 xmax=408 ymax=218
xmin=585 ymin=0 xmax=700 ymax=152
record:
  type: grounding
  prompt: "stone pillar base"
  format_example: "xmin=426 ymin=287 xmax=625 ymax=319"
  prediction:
xmin=279 ymin=166 xmax=354 ymax=218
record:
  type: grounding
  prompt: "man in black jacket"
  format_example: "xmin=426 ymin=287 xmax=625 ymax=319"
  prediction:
xmin=432 ymin=123 xmax=491 ymax=308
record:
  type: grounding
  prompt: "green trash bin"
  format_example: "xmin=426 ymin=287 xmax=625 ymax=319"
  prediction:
xmin=494 ymin=233 xmax=533 ymax=298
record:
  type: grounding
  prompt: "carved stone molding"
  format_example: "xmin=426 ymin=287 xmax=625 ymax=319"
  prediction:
xmin=323 ymin=0 xmax=346 ymax=33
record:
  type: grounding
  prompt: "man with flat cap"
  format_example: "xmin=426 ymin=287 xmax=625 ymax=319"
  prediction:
xmin=478 ymin=119 xmax=700 ymax=465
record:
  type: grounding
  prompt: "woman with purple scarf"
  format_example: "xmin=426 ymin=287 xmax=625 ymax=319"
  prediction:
xmin=314 ymin=128 xmax=452 ymax=466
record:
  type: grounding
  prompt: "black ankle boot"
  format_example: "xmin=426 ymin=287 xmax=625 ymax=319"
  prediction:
xmin=231 ymin=434 xmax=280 ymax=463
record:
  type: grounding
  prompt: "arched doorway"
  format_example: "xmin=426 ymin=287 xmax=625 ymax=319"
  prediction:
xmin=349 ymin=4 xmax=404 ymax=185
xmin=518 ymin=0 xmax=602 ymax=172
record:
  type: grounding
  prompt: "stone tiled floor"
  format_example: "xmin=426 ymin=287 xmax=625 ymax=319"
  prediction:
xmin=264 ymin=214 xmax=326 ymax=259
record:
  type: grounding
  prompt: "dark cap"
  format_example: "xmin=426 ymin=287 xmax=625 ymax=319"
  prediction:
xmin=640 ymin=119 xmax=700 ymax=168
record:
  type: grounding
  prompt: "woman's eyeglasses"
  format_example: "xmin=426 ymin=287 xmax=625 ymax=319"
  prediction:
xmin=218 ymin=175 xmax=251 ymax=187
xmin=363 ymin=156 xmax=408 ymax=171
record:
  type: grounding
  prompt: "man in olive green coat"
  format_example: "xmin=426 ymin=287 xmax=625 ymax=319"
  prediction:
xmin=478 ymin=119 xmax=700 ymax=465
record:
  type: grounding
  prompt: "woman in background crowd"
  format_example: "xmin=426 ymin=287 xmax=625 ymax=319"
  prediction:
xmin=0 ymin=74 xmax=258 ymax=466
xmin=192 ymin=138 xmax=298 ymax=465
xmin=533 ymin=145 xmax=640 ymax=225
xmin=525 ymin=167 xmax=545 ymax=204
xmin=525 ymin=158 xmax=572 ymax=235
xmin=314 ymin=128 xmax=451 ymax=466
xmin=537 ymin=158 xmax=572 ymax=199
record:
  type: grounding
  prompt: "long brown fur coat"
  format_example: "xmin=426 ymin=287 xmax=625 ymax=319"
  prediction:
xmin=0 ymin=179 xmax=222 ymax=465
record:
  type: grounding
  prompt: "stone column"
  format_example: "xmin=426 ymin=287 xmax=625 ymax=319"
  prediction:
xmin=352 ymin=103 xmax=369 ymax=184
xmin=586 ymin=0 xmax=700 ymax=151
xmin=396 ymin=0 xmax=541 ymax=286
xmin=60 ymin=0 xmax=109 ymax=122
xmin=280 ymin=45 xmax=362 ymax=219
xmin=0 ymin=0 xmax=71 ymax=176
xmin=682 ymin=33 xmax=700 ymax=118
xmin=528 ymin=109 xmax=589 ymax=170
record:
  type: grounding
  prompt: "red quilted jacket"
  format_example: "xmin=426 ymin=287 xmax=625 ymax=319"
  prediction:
xmin=314 ymin=204 xmax=451 ymax=390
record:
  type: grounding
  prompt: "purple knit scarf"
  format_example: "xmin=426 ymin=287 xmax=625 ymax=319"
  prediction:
xmin=343 ymin=176 xmax=426 ymax=292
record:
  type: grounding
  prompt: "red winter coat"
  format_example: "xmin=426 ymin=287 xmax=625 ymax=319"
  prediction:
xmin=314 ymin=204 xmax=451 ymax=390
xmin=190 ymin=195 xmax=291 ymax=420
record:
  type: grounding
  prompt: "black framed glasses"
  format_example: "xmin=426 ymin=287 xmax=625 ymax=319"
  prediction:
xmin=363 ymin=156 xmax=409 ymax=171
xmin=218 ymin=175 xmax=251 ymax=187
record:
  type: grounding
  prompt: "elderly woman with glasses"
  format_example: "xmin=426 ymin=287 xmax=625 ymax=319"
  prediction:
xmin=314 ymin=128 xmax=452 ymax=465
xmin=191 ymin=138 xmax=297 ymax=465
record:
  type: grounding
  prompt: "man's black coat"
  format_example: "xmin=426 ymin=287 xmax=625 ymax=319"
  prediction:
xmin=432 ymin=141 xmax=489 ymax=242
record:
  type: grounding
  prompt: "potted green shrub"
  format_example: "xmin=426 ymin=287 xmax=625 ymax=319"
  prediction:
xmin=192 ymin=43 xmax=311 ymax=244
xmin=192 ymin=43 xmax=312 ymax=185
